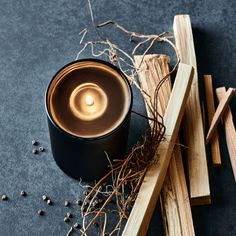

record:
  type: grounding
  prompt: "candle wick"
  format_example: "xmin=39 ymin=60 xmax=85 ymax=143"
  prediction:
xmin=85 ymin=95 xmax=94 ymax=106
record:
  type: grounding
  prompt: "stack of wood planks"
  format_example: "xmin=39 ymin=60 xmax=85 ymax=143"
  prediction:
xmin=134 ymin=54 xmax=195 ymax=236
xmin=121 ymin=14 xmax=236 ymax=236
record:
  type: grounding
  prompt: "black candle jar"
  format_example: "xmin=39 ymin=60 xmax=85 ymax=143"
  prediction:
xmin=45 ymin=59 xmax=133 ymax=181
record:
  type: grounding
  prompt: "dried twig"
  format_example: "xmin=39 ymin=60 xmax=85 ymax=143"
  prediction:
xmin=68 ymin=1 xmax=181 ymax=235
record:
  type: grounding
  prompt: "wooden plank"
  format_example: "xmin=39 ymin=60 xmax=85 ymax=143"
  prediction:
xmin=135 ymin=55 xmax=181 ymax=236
xmin=122 ymin=63 xmax=194 ymax=236
xmin=134 ymin=54 xmax=195 ymax=236
xmin=173 ymin=15 xmax=211 ymax=205
xmin=203 ymin=75 xmax=221 ymax=166
xmin=170 ymin=146 xmax=195 ymax=236
xmin=206 ymin=88 xmax=235 ymax=143
xmin=216 ymin=87 xmax=236 ymax=181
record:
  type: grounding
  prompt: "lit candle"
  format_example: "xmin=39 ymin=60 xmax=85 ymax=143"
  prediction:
xmin=69 ymin=82 xmax=108 ymax=121
xmin=45 ymin=59 xmax=133 ymax=180
xmin=47 ymin=61 xmax=131 ymax=138
xmin=85 ymin=94 xmax=94 ymax=106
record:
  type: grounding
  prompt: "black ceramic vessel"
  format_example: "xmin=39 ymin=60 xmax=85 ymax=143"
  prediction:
xmin=45 ymin=59 xmax=133 ymax=181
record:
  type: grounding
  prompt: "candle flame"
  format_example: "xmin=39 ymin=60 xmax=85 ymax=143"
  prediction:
xmin=85 ymin=95 xmax=94 ymax=106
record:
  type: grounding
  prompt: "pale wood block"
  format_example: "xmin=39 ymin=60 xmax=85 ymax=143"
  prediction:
xmin=122 ymin=63 xmax=194 ymax=236
xmin=173 ymin=15 xmax=211 ymax=205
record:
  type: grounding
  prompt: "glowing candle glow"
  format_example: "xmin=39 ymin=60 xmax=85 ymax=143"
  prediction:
xmin=47 ymin=60 xmax=131 ymax=138
xmin=85 ymin=95 xmax=94 ymax=106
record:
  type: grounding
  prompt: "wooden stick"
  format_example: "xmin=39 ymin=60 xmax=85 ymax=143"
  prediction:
xmin=201 ymin=100 xmax=206 ymax=135
xmin=169 ymin=146 xmax=195 ymax=236
xmin=122 ymin=63 xmax=194 ymax=236
xmin=203 ymin=75 xmax=221 ymax=166
xmin=216 ymin=87 xmax=236 ymax=181
xmin=134 ymin=54 xmax=195 ymax=236
xmin=173 ymin=15 xmax=211 ymax=205
xmin=206 ymin=88 xmax=235 ymax=144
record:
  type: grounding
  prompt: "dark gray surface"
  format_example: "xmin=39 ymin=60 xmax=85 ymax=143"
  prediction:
xmin=0 ymin=0 xmax=235 ymax=235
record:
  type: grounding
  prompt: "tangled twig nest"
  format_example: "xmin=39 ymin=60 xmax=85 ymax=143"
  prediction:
xmin=69 ymin=1 xmax=180 ymax=235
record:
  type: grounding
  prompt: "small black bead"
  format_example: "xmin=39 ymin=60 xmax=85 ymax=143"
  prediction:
xmin=39 ymin=146 xmax=45 ymax=152
xmin=93 ymin=221 xmax=99 ymax=228
xmin=90 ymin=207 xmax=95 ymax=212
xmin=38 ymin=209 xmax=44 ymax=216
xmin=32 ymin=149 xmax=38 ymax=154
xmin=76 ymin=199 xmax=82 ymax=206
xmin=66 ymin=212 xmax=73 ymax=218
xmin=84 ymin=201 xmax=89 ymax=207
xmin=42 ymin=195 xmax=47 ymax=201
xmin=20 ymin=191 xmax=27 ymax=197
xmin=98 ymin=198 xmax=103 ymax=204
xmin=1 ymin=194 xmax=8 ymax=201
xmin=64 ymin=217 xmax=70 ymax=223
xmin=92 ymin=200 xmax=98 ymax=207
xmin=73 ymin=223 xmax=81 ymax=230
xmin=32 ymin=140 xmax=38 ymax=146
xmin=83 ymin=191 xmax=88 ymax=196
xmin=64 ymin=200 xmax=70 ymax=207
xmin=47 ymin=199 xmax=52 ymax=205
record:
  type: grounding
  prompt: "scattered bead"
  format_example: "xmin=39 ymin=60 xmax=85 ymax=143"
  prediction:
xmin=73 ymin=223 xmax=81 ymax=230
xmin=76 ymin=199 xmax=82 ymax=206
xmin=32 ymin=140 xmax=38 ymax=146
xmin=39 ymin=146 xmax=45 ymax=152
xmin=93 ymin=221 xmax=99 ymax=228
xmin=98 ymin=198 xmax=103 ymax=204
xmin=64 ymin=217 xmax=70 ymax=223
xmin=92 ymin=200 xmax=98 ymax=207
xmin=83 ymin=191 xmax=88 ymax=196
xmin=32 ymin=149 xmax=38 ymax=155
xmin=42 ymin=195 xmax=47 ymax=201
xmin=1 ymin=194 xmax=8 ymax=201
xmin=47 ymin=199 xmax=52 ymax=205
xmin=38 ymin=209 xmax=44 ymax=216
xmin=84 ymin=201 xmax=89 ymax=207
xmin=20 ymin=191 xmax=27 ymax=197
xmin=64 ymin=200 xmax=70 ymax=207
xmin=66 ymin=212 xmax=73 ymax=218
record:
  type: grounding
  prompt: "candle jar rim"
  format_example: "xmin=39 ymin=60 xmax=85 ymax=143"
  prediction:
xmin=45 ymin=58 xmax=133 ymax=141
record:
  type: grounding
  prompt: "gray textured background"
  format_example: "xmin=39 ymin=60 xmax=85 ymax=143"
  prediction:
xmin=0 ymin=0 xmax=235 ymax=235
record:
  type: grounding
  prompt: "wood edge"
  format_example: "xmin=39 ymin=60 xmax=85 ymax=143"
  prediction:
xmin=203 ymin=75 xmax=222 ymax=166
xmin=190 ymin=196 xmax=211 ymax=206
